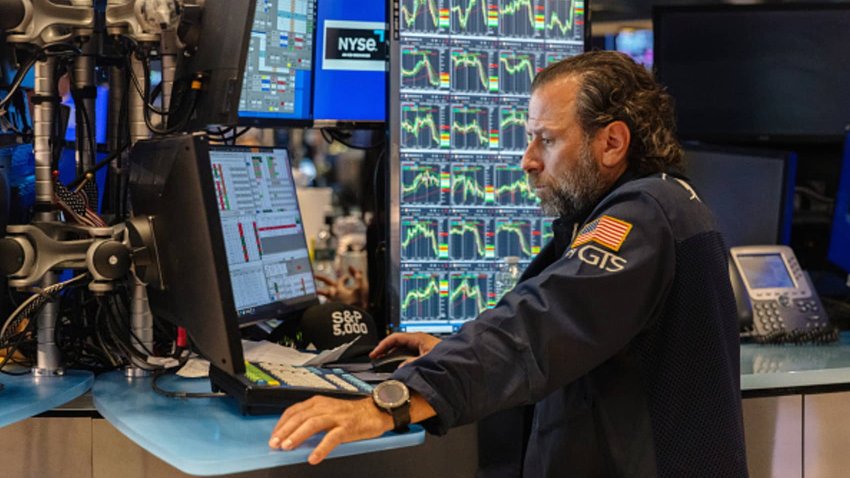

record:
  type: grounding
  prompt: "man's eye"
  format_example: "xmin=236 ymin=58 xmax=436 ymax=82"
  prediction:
xmin=541 ymin=137 xmax=553 ymax=145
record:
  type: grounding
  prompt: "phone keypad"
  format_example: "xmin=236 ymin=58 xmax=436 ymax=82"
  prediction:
xmin=754 ymin=302 xmax=786 ymax=332
xmin=753 ymin=299 xmax=827 ymax=334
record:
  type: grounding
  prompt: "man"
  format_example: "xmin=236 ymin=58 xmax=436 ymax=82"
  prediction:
xmin=269 ymin=51 xmax=748 ymax=477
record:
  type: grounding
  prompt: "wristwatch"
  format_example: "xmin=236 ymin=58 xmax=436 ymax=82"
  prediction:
xmin=371 ymin=380 xmax=411 ymax=432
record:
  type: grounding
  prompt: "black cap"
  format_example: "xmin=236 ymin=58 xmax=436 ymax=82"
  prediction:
xmin=299 ymin=302 xmax=379 ymax=361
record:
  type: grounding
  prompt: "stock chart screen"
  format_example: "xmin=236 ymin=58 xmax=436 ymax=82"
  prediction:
xmin=394 ymin=0 xmax=586 ymax=334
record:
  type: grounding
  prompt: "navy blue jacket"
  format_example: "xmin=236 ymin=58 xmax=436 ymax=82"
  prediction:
xmin=393 ymin=172 xmax=748 ymax=477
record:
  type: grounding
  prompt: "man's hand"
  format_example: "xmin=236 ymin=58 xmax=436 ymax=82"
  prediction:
xmin=369 ymin=332 xmax=442 ymax=368
xmin=315 ymin=266 xmax=368 ymax=308
xmin=269 ymin=395 xmax=393 ymax=465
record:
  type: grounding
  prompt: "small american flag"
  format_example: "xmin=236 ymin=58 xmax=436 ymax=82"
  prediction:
xmin=571 ymin=215 xmax=633 ymax=252
xmin=54 ymin=180 xmax=107 ymax=228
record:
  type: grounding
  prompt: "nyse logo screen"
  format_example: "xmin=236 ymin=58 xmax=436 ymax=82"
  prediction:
xmin=323 ymin=20 xmax=387 ymax=71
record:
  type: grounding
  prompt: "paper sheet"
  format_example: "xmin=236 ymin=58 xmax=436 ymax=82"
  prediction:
xmin=176 ymin=340 xmax=316 ymax=378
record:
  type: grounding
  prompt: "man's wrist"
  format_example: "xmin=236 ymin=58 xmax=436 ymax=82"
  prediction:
xmin=370 ymin=399 xmax=396 ymax=432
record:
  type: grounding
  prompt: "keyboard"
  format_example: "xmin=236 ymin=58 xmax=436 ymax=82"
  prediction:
xmin=210 ymin=361 xmax=373 ymax=415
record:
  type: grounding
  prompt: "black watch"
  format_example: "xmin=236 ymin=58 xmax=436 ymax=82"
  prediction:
xmin=372 ymin=380 xmax=411 ymax=432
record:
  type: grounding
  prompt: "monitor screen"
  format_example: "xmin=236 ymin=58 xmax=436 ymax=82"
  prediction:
xmin=737 ymin=253 xmax=795 ymax=290
xmin=312 ymin=0 xmax=388 ymax=125
xmin=683 ymin=144 xmax=796 ymax=249
xmin=238 ymin=0 xmax=316 ymax=126
xmin=128 ymin=136 xmax=318 ymax=375
xmin=209 ymin=146 xmax=318 ymax=321
xmin=828 ymin=133 xmax=850 ymax=273
xmin=654 ymin=4 xmax=850 ymax=142
xmin=613 ymin=28 xmax=652 ymax=69
xmin=388 ymin=0 xmax=588 ymax=334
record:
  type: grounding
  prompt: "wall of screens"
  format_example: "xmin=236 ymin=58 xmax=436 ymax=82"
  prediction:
xmin=389 ymin=0 xmax=588 ymax=334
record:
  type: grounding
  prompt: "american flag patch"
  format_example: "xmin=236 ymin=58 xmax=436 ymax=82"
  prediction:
xmin=571 ymin=215 xmax=633 ymax=252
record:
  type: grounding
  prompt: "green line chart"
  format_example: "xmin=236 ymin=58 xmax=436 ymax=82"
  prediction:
xmin=498 ymin=51 xmax=539 ymax=94
xmin=401 ymin=163 xmax=446 ymax=204
xmin=450 ymin=0 xmax=497 ymax=35
xmin=401 ymin=104 xmax=450 ymax=149
xmin=402 ymin=47 xmax=448 ymax=90
xmin=449 ymin=219 xmax=494 ymax=260
xmin=401 ymin=273 xmax=445 ymax=318
xmin=450 ymin=49 xmax=496 ymax=93
xmin=401 ymin=218 xmax=448 ymax=259
xmin=499 ymin=106 xmax=528 ymax=151
xmin=401 ymin=0 xmax=448 ymax=33
xmin=449 ymin=273 xmax=490 ymax=319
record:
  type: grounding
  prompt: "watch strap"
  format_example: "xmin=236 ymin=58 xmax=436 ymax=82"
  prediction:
xmin=389 ymin=400 xmax=411 ymax=432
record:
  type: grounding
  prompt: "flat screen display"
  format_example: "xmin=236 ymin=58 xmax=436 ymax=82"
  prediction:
xmin=684 ymin=145 xmax=795 ymax=248
xmin=313 ymin=0 xmax=387 ymax=123
xmin=654 ymin=4 xmax=850 ymax=142
xmin=737 ymin=253 xmax=795 ymax=290
xmin=238 ymin=0 xmax=316 ymax=125
xmin=209 ymin=147 xmax=318 ymax=322
xmin=389 ymin=0 xmax=588 ymax=334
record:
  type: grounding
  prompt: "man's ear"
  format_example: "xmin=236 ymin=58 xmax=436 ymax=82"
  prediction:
xmin=595 ymin=120 xmax=630 ymax=169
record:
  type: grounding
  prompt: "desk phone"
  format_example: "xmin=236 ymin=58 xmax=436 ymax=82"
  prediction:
xmin=730 ymin=245 xmax=830 ymax=337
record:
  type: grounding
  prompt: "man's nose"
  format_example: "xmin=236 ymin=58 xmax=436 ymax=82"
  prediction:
xmin=521 ymin=142 xmax=540 ymax=173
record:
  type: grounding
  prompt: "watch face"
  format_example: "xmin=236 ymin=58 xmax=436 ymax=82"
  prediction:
xmin=375 ymin=380 xmax=409 ymax=408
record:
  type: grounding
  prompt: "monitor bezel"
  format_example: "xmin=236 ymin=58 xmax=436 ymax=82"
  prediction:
xmin=385 ymin=0 xmax=593 ymax=334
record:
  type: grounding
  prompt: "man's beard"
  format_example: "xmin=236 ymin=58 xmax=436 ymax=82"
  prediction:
xmin=529 ymin=142 xmax=608 ymax=218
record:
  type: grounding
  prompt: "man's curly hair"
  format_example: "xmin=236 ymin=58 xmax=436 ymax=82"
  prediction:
xmin=531 ymin=51 xmax=683 ymax=175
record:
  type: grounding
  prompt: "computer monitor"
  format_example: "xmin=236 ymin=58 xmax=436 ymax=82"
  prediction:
xmin=683 ymin=143 xmax=797 ymax=249
xmin=168 ymin=0 xmax=256 ymax=130
xmin=387 ymin=1 xmax=589 ymax=334
xmin=654 ymin=4 xmax=850 ymax=143
xmin=238 ymin=0 xmax=317 ymax=127
xmin=312 ymin=0 xmax=388 ymax=126
xmin=828 ymin=133 xmax=850 ymax=273
xmin=608 ymin=28 xmax=652 ymax=69
xmin=128 ymin=135 xmax=318 ymax=375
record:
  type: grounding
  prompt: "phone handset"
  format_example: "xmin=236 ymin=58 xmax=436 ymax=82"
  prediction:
xmin=729 ymin=245 xmax=833 ymax=341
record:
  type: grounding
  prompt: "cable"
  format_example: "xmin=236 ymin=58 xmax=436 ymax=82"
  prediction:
xmin=151 ymin=368 xmax=227 ymax=399
xmin=67 ymin=143 xmax=130 ymax=189
xmin=0 ymin=273 xmax=90 ymax=341
xmin=741 ymin=325 xmax=840 ymax=345
xmin=320 ymin=128 xmax=386 ymax=150
xmin=208 ymin=127 xmax=252 ymax=145
xmin=795 ymin=186 xmax=835 ymax=205
xmin=0 ymin=323 xmax=36 ymax=374
xmin=0 ymin=55 xmax=37 ymax=113
xmin=64 ymin=56 xmax=99 ymax=208
xmin=0 ymin=43 xmax=81 ymax=114
xmin=127 ymin=53 xmax=198 ymax=135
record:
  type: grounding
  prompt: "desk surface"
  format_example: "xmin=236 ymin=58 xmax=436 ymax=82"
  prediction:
xmin=741 ymin=333 xmax=850 ymax=394
xmin=0 ymin=370 xmax=94 ymax=428
xmin=93 ymin=371 xmax=425 ymax=477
